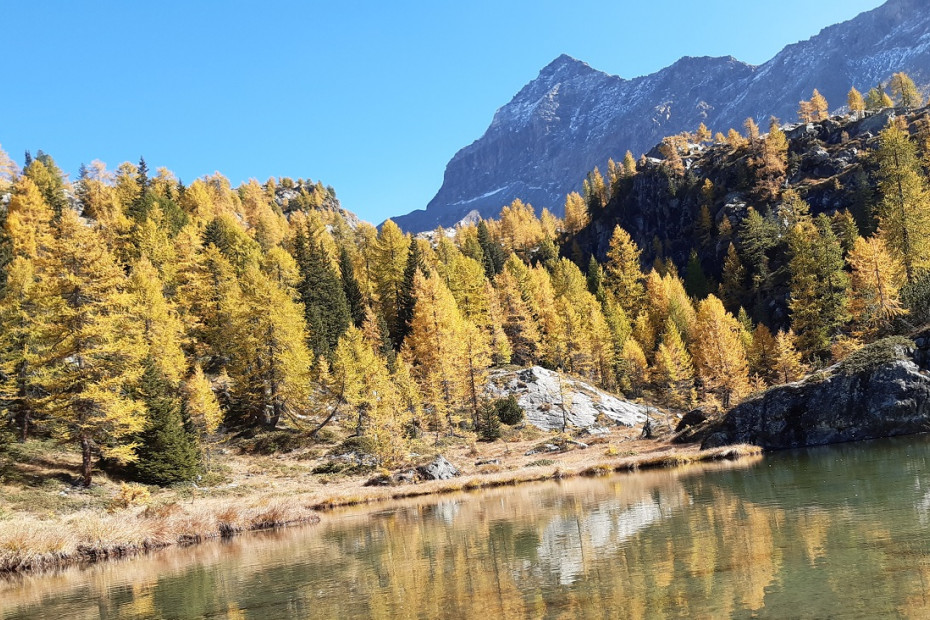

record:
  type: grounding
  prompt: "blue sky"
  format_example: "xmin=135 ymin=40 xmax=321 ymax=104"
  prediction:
xmin=1 ymin=1 xmax=883 ymax=224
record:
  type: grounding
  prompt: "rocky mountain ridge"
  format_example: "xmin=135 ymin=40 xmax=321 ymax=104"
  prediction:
xmin=393 ymin=0 xmax=930 ymax=232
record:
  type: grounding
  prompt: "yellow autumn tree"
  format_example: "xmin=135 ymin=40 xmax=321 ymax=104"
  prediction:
xmin=692 ymin=295 xmax=750 ymax=409
xmin=403 ymin=270 xmax=467 ymax=434
xmin=32 ymin=211 xmax=147 ymax=486
xmin=228 ymin=265 xmax=312 ymax=429
xmin=874 ymin=121 xmax=930 ymax=281
xmin=605 ymin=225 xmax=645 ymax=314
xmin=184 ymin=364 xmax=222 ymax=435
xmin=847 ymin=236 xmax=907 ymax=334
xmin=653 ymin=319 xmax=695 ymax=410
xmin=847 ymin=87 xmax=866 ymax=119
xmin=772 ymin=330 xmax=805 ymax=385
xmin=564 ymin=191 xmax=589 ymax=234
xmin=371 ymin=219 xmax=409 ymax=340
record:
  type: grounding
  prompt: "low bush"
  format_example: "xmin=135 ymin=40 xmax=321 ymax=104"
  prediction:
xmin=839 ymin=336 xmax=912 ymax=375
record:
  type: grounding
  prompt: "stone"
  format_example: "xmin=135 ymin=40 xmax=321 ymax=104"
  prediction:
xmin=416 ymin=456 xmax=460 ymax=481
xmin=672 ymin=409 xmax=710 ymax=444
xmin=475 ymin=458 xmax=500 ymax=466
xmin=702 ymin=346 xmax=930 ymax=450
xmin=487 ymin=366 xmax=647 ymax=432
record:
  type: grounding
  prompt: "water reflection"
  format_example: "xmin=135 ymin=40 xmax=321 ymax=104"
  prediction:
xmin=4 ymin=437 xmax=930 ymax=618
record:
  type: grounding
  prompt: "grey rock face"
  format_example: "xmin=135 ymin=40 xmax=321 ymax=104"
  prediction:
xmin=702 ymin=352 xmax=930 ymax=450
xmin=488 ymin=366 xmax=648 ymax=431
xmin=416 ymin=456 xmax=460 ymax=481
xmin=393 ymin=0 xmax=930 ymax=232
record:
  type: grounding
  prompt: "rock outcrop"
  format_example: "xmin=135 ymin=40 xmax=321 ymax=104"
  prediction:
xmin=702 ymin=337 xmax=930 ymax=450
xmin=488 ymin=366 xmax=648 ymax=432
xmin=393 ymin=0 xmax=930 ymax=232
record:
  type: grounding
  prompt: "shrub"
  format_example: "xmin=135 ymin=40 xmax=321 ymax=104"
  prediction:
xmin=839 ymin=336 xmax=912 ymax=375
xmin=477 ymin=401 xmax=502 ymax=441
xmin=495 ymin=395 xmax=524 ymax=426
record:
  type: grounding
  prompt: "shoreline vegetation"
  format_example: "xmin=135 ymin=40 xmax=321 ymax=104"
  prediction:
xmin=0 ymin=431 xmax=761 ymax=576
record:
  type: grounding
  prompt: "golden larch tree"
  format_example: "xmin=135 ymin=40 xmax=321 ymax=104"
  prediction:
xmin=691 ymin=295 xmax=750 ymax=409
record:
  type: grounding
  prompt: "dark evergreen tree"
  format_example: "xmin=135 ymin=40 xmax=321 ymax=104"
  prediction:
xmin=393 ymin=238 xmax=426 ymax=347
xmin=586 ymin=255 xmax=605 ymax=298
xmin=24 ymin=150 xmax=68 ymax=216
xmin=128 ymin=156 xmax=156 ymax=222
xmin=132 ymin=361 xmax=201 ymax=486
xmin=477 ymin=221 xmax=506 ymax=278
xmin=477 ymin=400 xmax=502 ymax=441
xmin=495 ymin=395 xmax=524 ymax=426
xmin=684 ymin=249 xmax=712 ymax=298
xmin=339 ymin=247 xmax=365 ymax=327
xmin=294 ymin=225 xmax=350 ymax=357
xmin=535 ymin=237 xmax=558 ymax=266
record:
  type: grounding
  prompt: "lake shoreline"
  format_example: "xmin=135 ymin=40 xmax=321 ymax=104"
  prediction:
xmin=0 ymin=439 xmax=761 ymax=577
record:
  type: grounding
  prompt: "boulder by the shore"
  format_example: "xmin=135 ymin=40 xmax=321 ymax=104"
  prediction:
xmin=488 ymin=366 xmax=648 ymax=432
xmin=702 ymin=336 xmax=930 ymax=450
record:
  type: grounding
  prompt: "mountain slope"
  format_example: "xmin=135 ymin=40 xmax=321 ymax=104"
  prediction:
xmin=393 ymin=0 xmax=930 ymax=232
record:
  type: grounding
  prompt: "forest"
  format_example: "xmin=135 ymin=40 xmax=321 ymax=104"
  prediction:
xmin=1 ymin=73 xmax=928 ymax=488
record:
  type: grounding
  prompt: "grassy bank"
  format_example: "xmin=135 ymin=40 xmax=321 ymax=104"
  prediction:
xmin=0 ymin=428 xmax=762 ymax=576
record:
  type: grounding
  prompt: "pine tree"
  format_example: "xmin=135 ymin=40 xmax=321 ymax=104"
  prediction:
xmin=866 ymin=85 xmax=893 ymax=110
xmin=23 ymin=153 xmax=68 ymax=217
xmin=874 ymin=121 xmax=930 ymax=281
xmin=294 ymin=225 xmax=350 ymax=357
xmin=788 ymin=216 xmax=850 ymax=358
xmin=393 ymin=237 xmax=427 ymax=346
xmin=339 ymin=247 xmax=365 ymax=327
xmin=719 ymin=243 xmax=747 ymax=310
xmin=132 ymin=360 xmax=201 ymax=486
xmin=476 ymin=220 xmax=506 ymax=278
xmin=847 ymin=235 xmax=907 ymax=334
xmin=684 ymin=249 xmax=712 ymax=299
xmin=461 ymin=320 xmax=492 ymax=430
xmin=692 ymin=295 xmax=750 ymax=409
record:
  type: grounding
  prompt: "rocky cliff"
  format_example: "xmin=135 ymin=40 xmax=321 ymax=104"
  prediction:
xmin=701 ymin=335 xmax=930 ymax=450
xmin=393 ymin=0 xmax=930 ymax=232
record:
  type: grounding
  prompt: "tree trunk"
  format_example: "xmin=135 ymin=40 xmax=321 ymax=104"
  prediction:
xmin=80 ymin=435 xmax=93 ymax=487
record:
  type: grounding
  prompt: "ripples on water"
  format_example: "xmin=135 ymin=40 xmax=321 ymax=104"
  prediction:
xmin=4 ymin=436 xmax=930 ymax=618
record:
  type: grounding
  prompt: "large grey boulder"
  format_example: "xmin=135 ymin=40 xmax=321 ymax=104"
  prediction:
xmin=416 ymin=456 xmax=460 ymax=481
xmin=703 ymin=339 xmax=930 ymax=450
xmin=488 ymin=366 xmax=648 ymax=431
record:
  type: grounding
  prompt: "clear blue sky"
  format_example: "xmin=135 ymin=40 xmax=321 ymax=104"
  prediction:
xmin=1 ymin=1 xmax=883 ymax=224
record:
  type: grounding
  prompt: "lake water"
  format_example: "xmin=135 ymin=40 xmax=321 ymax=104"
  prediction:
xmin=4 ymin=436 xmax=930 ymax=618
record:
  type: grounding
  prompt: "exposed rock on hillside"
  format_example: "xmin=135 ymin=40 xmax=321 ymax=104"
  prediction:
xmin=488 ymin=366 xmax=648 ymax=431
xmin=394 ymin=0 xmax=930 ymax=232
xmin=702 ymin=336 xmax=930 ymax=450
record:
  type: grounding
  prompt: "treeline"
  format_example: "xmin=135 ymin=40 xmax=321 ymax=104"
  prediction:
xmin=1 ymin=76 xmax=929 ymax=486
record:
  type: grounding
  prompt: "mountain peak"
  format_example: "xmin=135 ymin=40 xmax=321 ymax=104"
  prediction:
xmin=391 ymin=0 xmax=930 ymax=232
xmin=538 ymin=53 xmax=599 ymax=79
